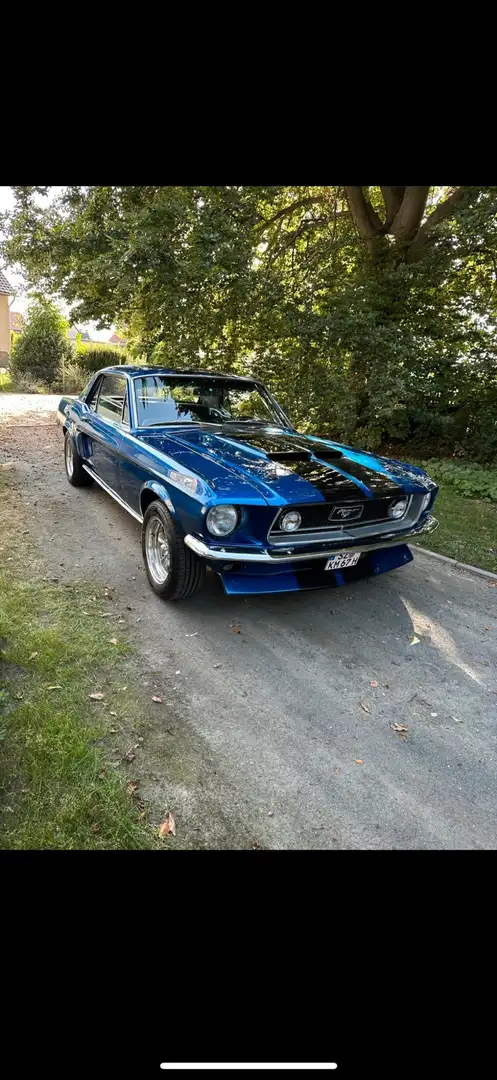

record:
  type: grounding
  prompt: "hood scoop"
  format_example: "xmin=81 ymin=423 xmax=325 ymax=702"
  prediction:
xmin=268 ymin=450 xmax=312 ymax=462
xmin=266 ymin=447 xmax=343 ymax=464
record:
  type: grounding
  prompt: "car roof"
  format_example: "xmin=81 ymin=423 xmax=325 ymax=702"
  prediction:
xmin=98 ymin=365 xmax=261 ymax=383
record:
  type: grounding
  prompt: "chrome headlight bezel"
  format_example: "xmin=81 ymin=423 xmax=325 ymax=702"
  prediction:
xmin=280 ymin=510 xmax=302 ymax=533
xmin=387 ymin=497 xmax=408 ymax=520
xmin=206 ymin=505 xmax=239 ymax=538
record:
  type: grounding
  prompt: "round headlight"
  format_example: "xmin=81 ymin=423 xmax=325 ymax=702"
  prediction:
xmin=388 ymin=498 xmax=408 ymax=520
xmin=206 ymin=505 xmax=238 ymax=537
xmin=280 ymin=510 xmax=302 ymax=533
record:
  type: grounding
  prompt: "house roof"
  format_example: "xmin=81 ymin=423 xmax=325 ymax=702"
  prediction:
xmin=109 ymin=332 xmax=127 ymax=345
xmin=0 ymin=269 xmax=14 ymax=295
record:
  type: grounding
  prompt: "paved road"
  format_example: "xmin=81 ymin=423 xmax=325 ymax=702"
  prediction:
xmin=1 ymin=394 xmax=496 ymax=849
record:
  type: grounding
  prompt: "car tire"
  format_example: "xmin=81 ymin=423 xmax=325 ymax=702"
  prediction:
xmin=64 ymin=430 xmax=93 ymax=487
xmin=142 ymin=500 xmax=206 ymax=601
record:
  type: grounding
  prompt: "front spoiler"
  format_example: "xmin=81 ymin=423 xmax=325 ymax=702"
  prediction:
xmin=184 ymin=514 xmax=439 ymax=564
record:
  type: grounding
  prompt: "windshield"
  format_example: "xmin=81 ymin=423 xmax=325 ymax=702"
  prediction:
xmin=133 ymin=375 xmax=288 ymax=428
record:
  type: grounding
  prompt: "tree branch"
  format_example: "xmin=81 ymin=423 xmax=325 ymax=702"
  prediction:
xmin=380 ymin=186 xmax=405 ymax=230
xmin=345 ymin=187 xmax=387 ymax=259
xmin=345 ymin=187 xmax=384 ymax=239
xmin=256 ymin=193 xmax=343 ymax=233
xmin=390 ymin=187 xmax=430 ymax=242
xmin=409 ymin=186 xmax=475 ymax=256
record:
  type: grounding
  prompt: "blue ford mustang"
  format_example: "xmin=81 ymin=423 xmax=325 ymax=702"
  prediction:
xmin=57 ymin=366 xmax=439 ymax=601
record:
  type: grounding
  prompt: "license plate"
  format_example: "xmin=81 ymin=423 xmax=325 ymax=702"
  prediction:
xmin=325 ymin=552 xmax=361 ymax=570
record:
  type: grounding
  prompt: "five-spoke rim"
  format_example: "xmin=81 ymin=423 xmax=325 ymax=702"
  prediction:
xmin=145 ymin=516 xmax=172 ymax=584
xmin=65 ymin=436 xmax=74 ymax=478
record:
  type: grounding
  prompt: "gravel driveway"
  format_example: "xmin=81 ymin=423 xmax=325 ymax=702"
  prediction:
xmin=1 ymin=393 xmax=496 ymax=849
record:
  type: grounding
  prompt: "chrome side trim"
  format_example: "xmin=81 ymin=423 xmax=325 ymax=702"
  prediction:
xmin=82 ymin=465 xmax=143 ymax=523
xmin=184 ymin=515 xmax=439 ymax=563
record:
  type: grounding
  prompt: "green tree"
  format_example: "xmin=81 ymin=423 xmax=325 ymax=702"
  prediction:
xmin=3 ymin=187 xmax=497 ymax=456
xmin=10 ymin=299 xmax=73 ymax=389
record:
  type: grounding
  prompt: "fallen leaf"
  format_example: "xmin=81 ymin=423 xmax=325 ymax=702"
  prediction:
xmin=214 ymin=663 xmax=221 ymax=669
xmin=267 ymin=810 xmax=274 ymax=817
xmin=89 ymin=692 xmax=105 ymax=700
xmin=359 ymin=701 xmax=371 ymax=714
xmin=159 ymin=812 xmax=176 ymax=838
xmin=125 ymin=751 xmax=136 ymax=762
xmin=410 ymin=635 xmax=420 ymax=645
xmin=355 ymin=759 xmax=364 ymax=765
xmin=151 ymin=695 xmax=163 ymax=703
xmin=108 ymin=638 xmax=118 ymax=646
xmin=28 ymin=652 xmax=38 ymax=661
xmin=139 ymin=809 xmax=147 ymax=820
xmin=452 ymin=716 xmax=464 ymax=723
xmin=370 ymin=680 xmax=378 ymax=688
xmin=47 ymin=685 xmax=62 ymax=691
xmin=109 ymin=710 xmax=117 ymax=717
xmin=391 ymin=723 xmax=409 ymax=739
xmin=91 ymin=823 xmax=100 ymax=834
xmin=487 ymin=582 xmax=497 ymax=588
xmin=233 ymin=627 xmax=241 ymax=634
xmin=334 ymin=766 xmax=341 ymax=776
xmin=98 ymin=767 xmax=107 ymax=778
xmin=14 ymin=691 xmax=24 ymax=700
xmin=126 ymin=781 xmax=138 ymax=796
xmin=485 ymin=626 xmax=492 ymax=631
xmin=120 ymin=686 xmax=127 ymax=691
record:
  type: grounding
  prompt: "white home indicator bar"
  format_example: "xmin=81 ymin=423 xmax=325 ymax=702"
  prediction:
xmin=160 ymin=1066 xmax=338 ymax=1071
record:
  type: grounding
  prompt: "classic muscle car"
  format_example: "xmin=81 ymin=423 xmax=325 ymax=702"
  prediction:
xmin=57 ymin=366 xmax=439 ymax=600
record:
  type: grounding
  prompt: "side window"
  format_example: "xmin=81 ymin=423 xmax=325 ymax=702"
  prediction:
xmin=122 ymin=387 xmax=129 ymax=426
xmin=86 ymin=376 xmax=102 ymax=412
xmin=96 ymin=375 xmax=127 ymax=423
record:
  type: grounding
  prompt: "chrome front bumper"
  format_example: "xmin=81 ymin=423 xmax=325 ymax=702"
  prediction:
xmin=184 ymin=514 xmax=439 ymax=564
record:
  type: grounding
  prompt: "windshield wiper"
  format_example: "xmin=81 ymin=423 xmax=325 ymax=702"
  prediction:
xmin=139 ymin=420 xmax=204 ymax=427
xmin=222 ymin=418 xmax=272 ymax=425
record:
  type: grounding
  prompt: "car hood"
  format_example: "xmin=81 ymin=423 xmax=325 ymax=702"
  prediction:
xmin=138 ymin=425 xmax=434 ymax=505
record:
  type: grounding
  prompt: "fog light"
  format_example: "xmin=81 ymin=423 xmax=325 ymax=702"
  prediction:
xmin=388 ymin=498 xmax=408 ymax=520
xmin=280 ymin=510 xmax=302 ymax=532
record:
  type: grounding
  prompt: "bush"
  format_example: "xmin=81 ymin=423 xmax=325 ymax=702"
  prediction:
xmin=422 ymin=459 xmax=497 ymax=502
xmin=10 ymin=301 xmax=73 ymax=389
xmin=57 ymin=361 xmax=88 ymax=395
xmin=76 ymin=344 xmax=127 ymax=372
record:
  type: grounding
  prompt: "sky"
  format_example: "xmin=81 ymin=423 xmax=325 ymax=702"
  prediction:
xmin=0 ymin=186 xmax=115 ymax=342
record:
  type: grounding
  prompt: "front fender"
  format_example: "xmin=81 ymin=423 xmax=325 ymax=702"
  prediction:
xmin=140 ymin=480 xmax=178 ymax=519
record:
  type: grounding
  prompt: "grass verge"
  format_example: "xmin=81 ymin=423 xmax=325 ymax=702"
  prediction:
xmin=412 ymin=484 xmax=497 ymax=573
xmin=0 ymin=470 xmax=157 ymax=849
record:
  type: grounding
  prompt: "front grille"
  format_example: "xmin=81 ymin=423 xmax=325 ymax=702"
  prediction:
xmin=270 ymin=495 xmax=403 ymax=535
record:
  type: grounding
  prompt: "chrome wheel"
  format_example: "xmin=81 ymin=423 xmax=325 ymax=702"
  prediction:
xmin=65 ymin=436 xmax=74 ymax=478
xmin=145 ymin=515 xmax=172 ymax=585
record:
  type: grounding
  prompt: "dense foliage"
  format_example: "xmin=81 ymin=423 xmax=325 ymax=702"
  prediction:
xmin=421 ymin=459 xmax=497 ymax=502
xmin=10 ymin=300 xmax=73 ymax=388
xmin=2 ymin=186 xmax=497 ymax=459
xmin=75 ymin=344 xmax=125 ymax=372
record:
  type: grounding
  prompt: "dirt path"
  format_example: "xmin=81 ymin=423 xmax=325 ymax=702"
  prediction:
xmin=1 ymin=394 xmax=497 ymax=849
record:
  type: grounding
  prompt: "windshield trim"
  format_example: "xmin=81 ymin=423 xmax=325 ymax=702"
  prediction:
xmin=131 ymin=374 xmax=294 ymax=431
